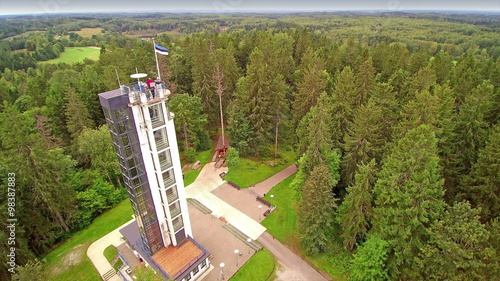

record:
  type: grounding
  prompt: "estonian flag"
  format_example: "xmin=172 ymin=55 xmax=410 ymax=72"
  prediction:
xmin=154 ymin=43 xmax=169 ymax=55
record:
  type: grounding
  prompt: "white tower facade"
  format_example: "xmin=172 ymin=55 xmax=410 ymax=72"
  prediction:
xmin=99 ymin=79 xmax=193 ymax=255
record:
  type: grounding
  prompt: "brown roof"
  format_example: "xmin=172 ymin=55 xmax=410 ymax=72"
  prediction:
xmin=215 ymin=136 xmax=230 ymax=151
xmin=152 ymin=239 xmax=203 ymax=278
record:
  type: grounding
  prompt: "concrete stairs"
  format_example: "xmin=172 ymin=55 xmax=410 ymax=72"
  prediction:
xmin=222 ymin=223 xmax=263 ymax=252
xmin=101 ymin=268 xmax=116 ymax=281
xmin=188 ymin=198 xmax=212 ymax=214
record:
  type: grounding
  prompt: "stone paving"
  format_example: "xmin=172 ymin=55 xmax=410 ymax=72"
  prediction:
xmin=190 ymin=162 xmax=329 ymax=281
xmin=188 ymin=204 xmax=252 ymax=281
xmin=185 ymin=162 xmax=266 ymax=240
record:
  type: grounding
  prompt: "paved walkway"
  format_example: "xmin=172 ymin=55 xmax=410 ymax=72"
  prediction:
xmin=87 ymin=219 xmax=135 ymax=281
xmin=248 ymin=164 xmax=297 ymax=196
xmin=206 ymin=162 xmax=328 ymax=281
xmin=185 ymin=162 xmax=267 ymax=240
xmin=212 ymin=183 xmax=270 ymax=223
xmin=258 ymin=232 xmax=329 ymax=281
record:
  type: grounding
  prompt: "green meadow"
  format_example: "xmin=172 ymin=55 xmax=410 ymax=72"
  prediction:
xmin=41 ymin=47 xmax=100 ymax=64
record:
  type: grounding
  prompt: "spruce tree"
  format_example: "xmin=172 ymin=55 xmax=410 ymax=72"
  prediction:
xmin=391 ymin=89 xmax=440 ymax=141
xmin=298 ymin=163 xmax=339 ymax=256
xmin=342 ymin=99 xmax=385 ymax=186
xmin=333 ymin=65 xmax=358 ymax=122
xmin=450 ymin=52 xmax=483 ymax=107
xmin=339 ymin=159 xmax=377 ymax=251
xmin=430 ymin=50 xmax=453 ymax=84
xmin=65 ymin=89 xmax=94 ymax=142
xmin=354 ymin=57 xmax=375 ymax=108
xmin=0 ymin=105 xmax=76 ymax=254
xmin=292 ymin=49 xmax=329 ymax=126
xmin=373 ymin=125 xmax=446 ymax=279
xmin=191 ymin=38 xmax=217 ymax=125
xmin=449 ymin=80 xmax=493 ymax=190
xmin=461 ymin=123 xmax=500 ymax=221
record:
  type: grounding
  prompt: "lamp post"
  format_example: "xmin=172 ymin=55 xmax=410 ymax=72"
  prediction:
xmin=247 ymin=238 xmax=252 ymax=254
xmin=270 ymin=194 xmax=274 ymax=208
xmin=219 ymin=263 xmax=225 ymax=280
xmin=234 ymin=249 xmax=240 ymax=267
xmin=258 ymin=205 xmax=263 ymax=221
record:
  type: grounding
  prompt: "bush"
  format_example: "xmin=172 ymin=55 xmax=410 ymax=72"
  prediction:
xmin=186 ymin=147 xmax=197 ymax=163
xmin=350 ymin=236 xmax=389 ymax=281
xmin=225 ymin=147 xmax=241 ymax=168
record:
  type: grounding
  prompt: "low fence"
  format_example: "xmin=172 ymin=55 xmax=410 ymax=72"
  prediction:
xmin=256 ymin=196 xmax=271 ymax=207
xmin=227 ymin=180 xmax=241 ymax=190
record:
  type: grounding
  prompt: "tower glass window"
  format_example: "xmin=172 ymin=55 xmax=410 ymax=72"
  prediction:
xmin=153 ymin=127 xmax=169 ymax=152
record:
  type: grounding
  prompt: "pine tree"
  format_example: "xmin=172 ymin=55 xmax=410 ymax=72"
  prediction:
xmin=339 ymin=159 xmax=377 ymax=251
xmin=11 ymin=259 xmax=47 ymax=281
xmin=373 ymin=42 xmax=409 ymax=82
xmin=270 ymin=74 xmax=288 ymax=157
xmin=373 ymin=125 xmax=446 ymax=279
xmin=416 ymin=201 xmax=494 ymax=280
xmin=487 ymin=218 xmax=500 ymax=277
xmin=298 ymin=163 xmax=339 ymax=255
xmin=432 ymin=84 xmax=459 ymax=201
xmin=406 ymin=48 xmax=431 ymax=76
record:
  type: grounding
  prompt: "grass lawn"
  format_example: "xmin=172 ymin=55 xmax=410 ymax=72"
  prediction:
xmin=182 ymin=149 xmax=213 ymax=186
xmin=261 ymin=175 xmax=298 ymax=245
xmin=230 ymin=249 xmax=276 ymax=281
xmin=224 ymin=150 xmax=295 ymax=188
xmin=43 ymin=200 xmax=133 ymax=281
xmin=41 ymin=47 xmax=100 ymax=64
xmin=262 ymin=175 xmax=351 ymax=280
xmin=103 ymin=245 xmax=117 ymax=263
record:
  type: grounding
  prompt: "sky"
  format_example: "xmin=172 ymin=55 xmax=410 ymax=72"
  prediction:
xmin=0 ymin=0 xmax=499 ymax=15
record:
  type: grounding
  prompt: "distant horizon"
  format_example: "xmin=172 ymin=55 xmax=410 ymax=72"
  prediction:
xmin=1 ymin=0 xmax=499 ymax=16
xmin=1 ymin=8 xmax=500 ymax=17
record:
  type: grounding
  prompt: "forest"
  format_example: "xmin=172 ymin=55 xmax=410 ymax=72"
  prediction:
xmin=0 ymin=11 xmax=499 ymax=280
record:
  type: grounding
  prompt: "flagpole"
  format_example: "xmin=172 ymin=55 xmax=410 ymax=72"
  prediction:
xmin=153 ymin=39 xmax=161 ymax=80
